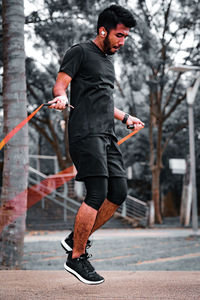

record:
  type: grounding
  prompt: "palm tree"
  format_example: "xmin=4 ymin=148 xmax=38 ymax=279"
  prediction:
xmin=0 ymin=0 xmax=28 ymax=269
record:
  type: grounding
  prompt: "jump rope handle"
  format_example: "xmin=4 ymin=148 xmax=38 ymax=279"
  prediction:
xmin=43 ymin=103 xmax=74 ymax=109
xmin=127 ymin=124 xmax=135 ymax=130
xmin=44 ymin=104 xmax=133 ymax=125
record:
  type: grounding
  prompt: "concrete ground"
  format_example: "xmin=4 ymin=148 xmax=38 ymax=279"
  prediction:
xmin=0 ymin=270 xmax=200 ymax=300
xmin=22 ymin=228 xmax=200 ymax=271
xmin=1 ymin=227 xmax=200 ymax=299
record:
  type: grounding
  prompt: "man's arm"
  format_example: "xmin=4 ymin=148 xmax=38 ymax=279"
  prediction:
xmin=48 ymin=72 xmax=72 ymax=110
xmin=114 ymin=107 xmax=145 ymax=131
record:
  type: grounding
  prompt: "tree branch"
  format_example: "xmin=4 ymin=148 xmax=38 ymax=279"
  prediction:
xmin=29 ymin=119 xmax=53 ymax=144
xmin=25 ymin=14 xmax=85 ymax=25
xmin=162 ymin=122 xmax=188 ymax=155
xmin=27 ymin=82 xmax=41 ymax=102
xmin=157 ymin=0 xmax=172 ymax=91
xmin=163 ymin=75 xmax=197 ymax=122
xmin=162 ymin=72 xmax=182 ymax=114
xmin=163 ymin=93 xmax=186 ymax=122
xmin=115 ymin=79 xmax=125 ymax=98
xmin=29 ymin=113 xmax=49 ymax=124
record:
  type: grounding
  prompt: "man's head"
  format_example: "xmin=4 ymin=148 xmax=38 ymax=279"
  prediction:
xmin=97 ymin=5 xmax=136 ymax=55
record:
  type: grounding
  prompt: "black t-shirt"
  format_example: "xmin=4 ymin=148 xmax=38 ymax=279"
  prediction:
xmin=59 ymin=41 xmax=116 ymax=144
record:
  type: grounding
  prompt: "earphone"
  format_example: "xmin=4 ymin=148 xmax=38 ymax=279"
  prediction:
xmin=101 ymin=30 xmax=106 ymax=36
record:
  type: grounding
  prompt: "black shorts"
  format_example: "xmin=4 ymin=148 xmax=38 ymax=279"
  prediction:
xmin=69 ymin=135 xmax=126 ymax=181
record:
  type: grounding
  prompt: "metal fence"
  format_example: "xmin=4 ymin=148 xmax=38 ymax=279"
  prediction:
xmin=28 ymin=155 xmax=153 ymax=226
xmin=28 ymin=166 xmax=80 ymax=222
xmin=117 ymin=195 xmax=150 ymax=227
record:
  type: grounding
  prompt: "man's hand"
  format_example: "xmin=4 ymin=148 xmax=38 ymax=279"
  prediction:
xmin=126 ymin=115 xmax=145 ymax=131
xmin=47 ymin=95 xmax=68 ymax=111
xmin=114 ymin=108 xmax=144 ymax=131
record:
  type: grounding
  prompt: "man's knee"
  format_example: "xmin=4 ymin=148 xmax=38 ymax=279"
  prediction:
xmin=84 ymin=189 xmax=107 ymax=210
xmin=84 ymin=177 xmax=108 ymax=210
xmin=107 ymin=177 xmax=127 ymax=206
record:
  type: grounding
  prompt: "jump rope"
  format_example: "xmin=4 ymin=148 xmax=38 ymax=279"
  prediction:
xmin=0 ymin=103 xmax=142 ymax=151
xmin=0 ymin=104 xmax=143 ymax=232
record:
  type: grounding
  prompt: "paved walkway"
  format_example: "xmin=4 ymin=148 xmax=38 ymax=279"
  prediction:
xmin=23 ymin=228 xmax=200 ymax=271
xmin=1 ymin=228 xmax=200 ymax=299
xmin=1 ymin=270 xmax=200 ymax=299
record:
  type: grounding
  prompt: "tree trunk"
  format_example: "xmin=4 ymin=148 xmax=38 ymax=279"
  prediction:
xmin=0 ymin=0 xmax=28 ymax=269
xmin=152 ymin=166 xmax=162 ymax=224
xmin=149 ymin=90 xmax=163 ymax=224
xmin=152 ymin=117 xmax=163 ymax=224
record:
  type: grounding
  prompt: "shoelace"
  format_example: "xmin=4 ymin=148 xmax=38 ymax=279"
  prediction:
xmin=78 ymin=253 xmax=94 ymax=273
xmin=86 ymin=239 xmax=93 ymax=249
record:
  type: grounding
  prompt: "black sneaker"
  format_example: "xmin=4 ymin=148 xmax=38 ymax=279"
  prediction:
xmin=64 ymin=253 xmax=104 ymax=285
xmin=61 ymin=232 xmax=92 ymax=253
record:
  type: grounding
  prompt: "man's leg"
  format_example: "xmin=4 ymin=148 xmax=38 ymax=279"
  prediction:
xmin=72 ymin=202 xmax=97 ymax=258
xmin=91 ymin=177 xmax=127 ymax=235
xmin=64 ymin=177 xmax=107 ymax=285
xmin=72 ymin=176 xmax=108 ymax=258
xmin=90 ymin=199 xmax=118 ymax=234
xmin=90 ymin=137 xmax=128 ymax=235
xmin=62 ymin=199 xmax=118 ymax=253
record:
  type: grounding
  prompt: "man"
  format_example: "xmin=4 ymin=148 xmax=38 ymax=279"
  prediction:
xmin=49 ymin=5 xmax=144 ymax=285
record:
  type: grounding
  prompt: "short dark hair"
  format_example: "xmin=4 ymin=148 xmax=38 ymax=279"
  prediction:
xmin=97 ymin=5 xmax=136 ymax=34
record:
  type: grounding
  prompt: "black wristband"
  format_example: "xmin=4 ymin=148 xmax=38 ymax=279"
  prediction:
xmin=122 ymin=113 xmax=129 ymax=124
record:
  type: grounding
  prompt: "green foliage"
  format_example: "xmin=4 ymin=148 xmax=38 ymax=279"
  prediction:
xmin=24 ymin=0 xmax=200 ymax=209
xmin=113 ymin=0 xmax=200 ymax=207
xmin=24 ymin=0 xmax=104 ymax=168
xmin=26 ymin=57 xmax=67 ymax=158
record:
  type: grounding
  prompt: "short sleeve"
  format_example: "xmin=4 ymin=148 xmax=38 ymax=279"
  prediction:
xmin=59 ymin=44 xmax=84 ymax=78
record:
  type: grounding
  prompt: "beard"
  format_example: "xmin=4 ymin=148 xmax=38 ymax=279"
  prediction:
xmin=103 ymin=35 xmax=115 ymax=55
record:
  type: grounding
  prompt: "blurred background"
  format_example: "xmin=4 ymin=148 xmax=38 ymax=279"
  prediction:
xmin=0 ymin=0 xmax=199 ymax=269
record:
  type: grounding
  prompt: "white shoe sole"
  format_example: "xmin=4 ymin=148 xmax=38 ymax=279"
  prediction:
xmin=61 ymin=239 xmax=72 ymax=252
xmin=64 ymin=263 xmax=104 ymax=285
